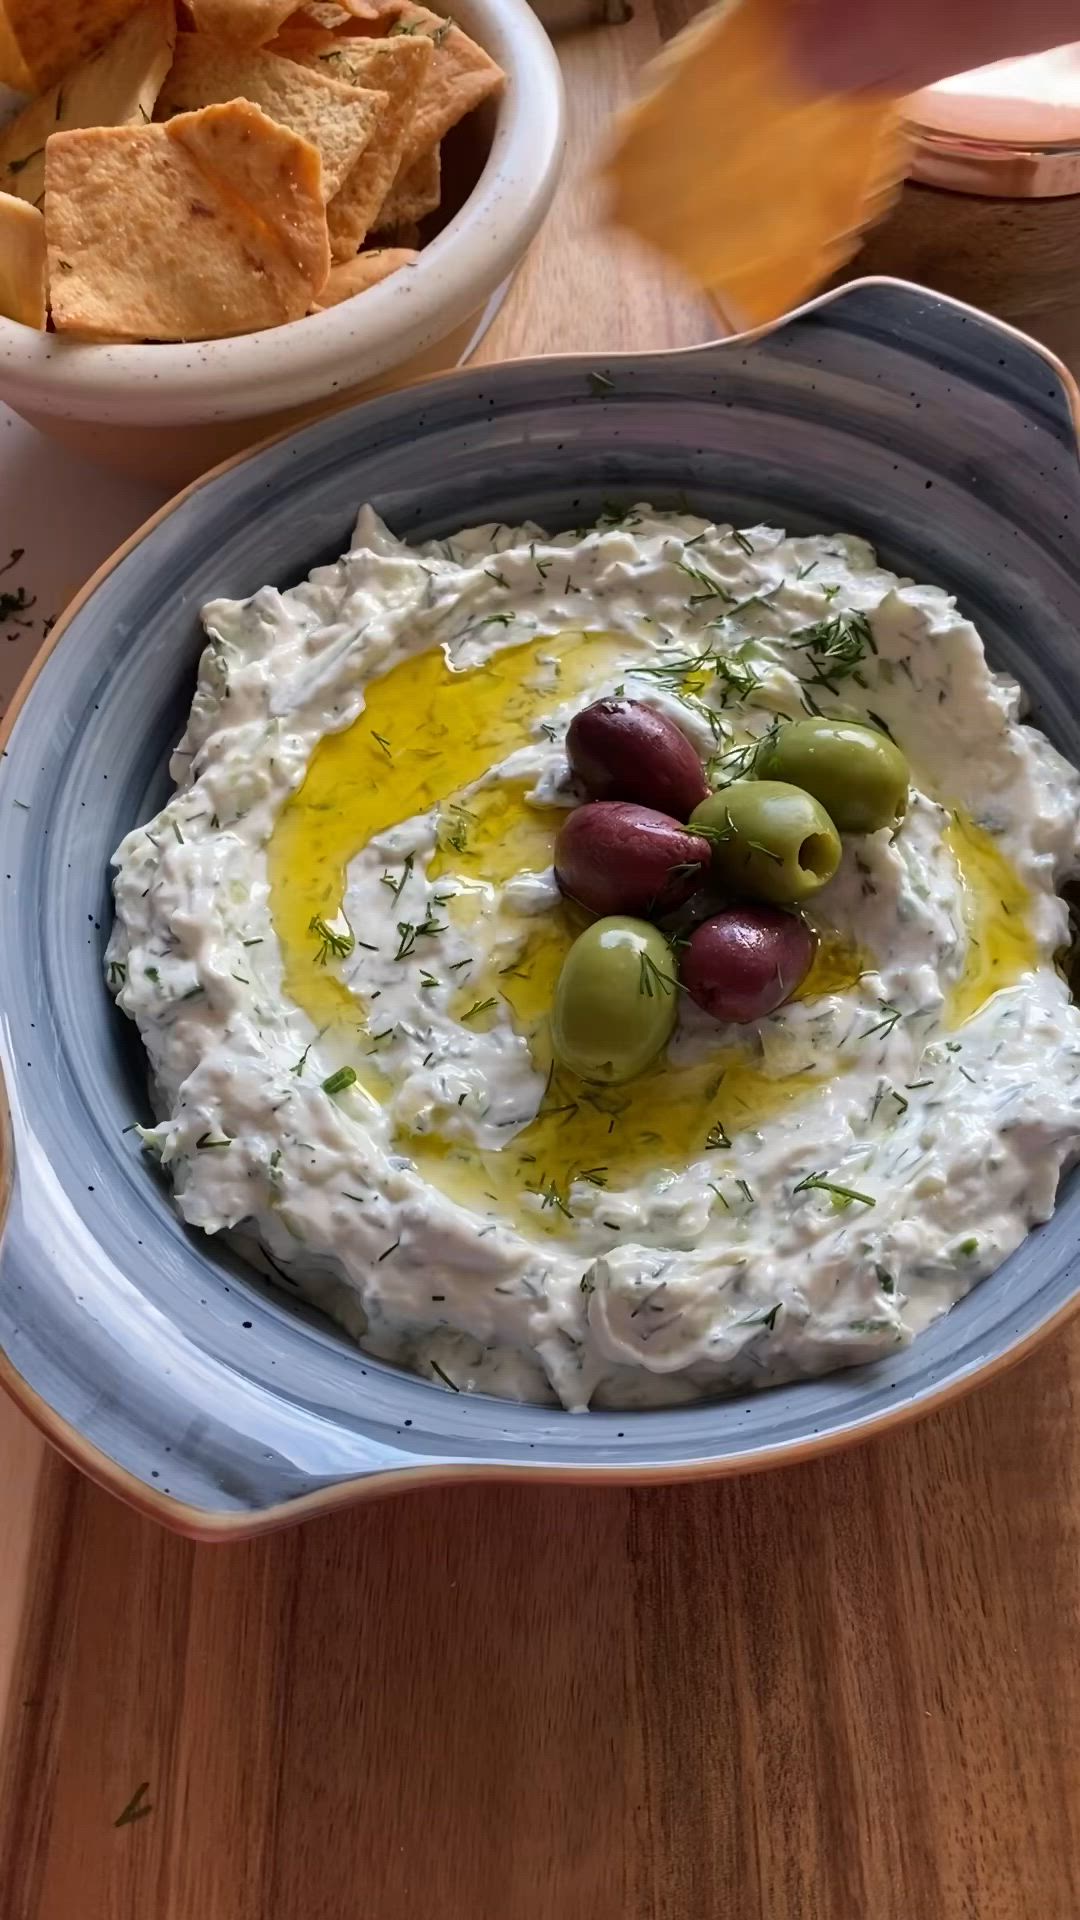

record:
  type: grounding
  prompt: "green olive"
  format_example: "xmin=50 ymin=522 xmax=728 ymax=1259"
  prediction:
xmin=755 ymin=717 xmax=909 ymax=833
xmin=551 ymin=917 xmax=678 ymax=1084
xmin=691 ymin=781 xmax=841 ymax=904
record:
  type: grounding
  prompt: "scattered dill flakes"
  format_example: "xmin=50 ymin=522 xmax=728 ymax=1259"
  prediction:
xmin=731 ymin=529 xmax=755 ymax=555
xmin=735 ymin=1179 xmax=755 ymax=1205
xmin=378 ymin=1237 xmax=402 ymax=1261
xmin=705 ymin=1120 xmax=731 ymax=1151
xmin=322 ymin=1066 xmax=357 ymax=1095
xmin=371 ymin=731 xmax=392 ymax=758
xmin=860 ymin=1005 xmax=901 ymax=1042
xmin=195 ymin=1132 xmax=232 ymax=1150
xmin=171 ymin=821 xmax=184 ymax=845
xmin=144 ymin=966 xmax=160 ymax=983
xmin=292 ymin=1042 xmax=312 ymax=1077
xmin=587 ymin=370 xmax=614 ymax=395
xmin=431 ymin=1358 xmax=460 ymax=1390
xmin=875 ymin=1266 xmax=896 ymax=1294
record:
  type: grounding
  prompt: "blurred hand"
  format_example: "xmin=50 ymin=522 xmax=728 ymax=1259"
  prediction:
xmin=787 ymin=0 xmax=1080 ymax=94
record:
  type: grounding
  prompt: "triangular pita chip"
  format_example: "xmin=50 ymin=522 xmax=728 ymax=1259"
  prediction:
xmin=602 ymin=0 xmax=903 ymax=330
xmin=159 ymin=33 xmax=388 ymax=202
xmin=45 ymin=99 xmax=330 ymax=339
xmin=0 ymin=0 xmax=175 ymax=213
xmin=185 ymin=0 xmax=303 ymax=41
xmin=185 ymin=0 xmax=377 ymax=39
xmin=0 ymin=189 xmax=46 ymax=325
xmin=310 ymin=243 xmax=416 ymax=307
xmin=275 ymin=32 xmax=432 ymax=257
xmin=375 ymin=139 xmax=438 ymax=230
xmin=341 ymin=3 xmax=503 ymax=166
xmin=0 ymin=0 xmax=148 ymax=90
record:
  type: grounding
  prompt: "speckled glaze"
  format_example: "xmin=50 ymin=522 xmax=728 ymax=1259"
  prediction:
xmin=4 ymin=280 xmax=1080 ymax=1537
xmin=0 ymin=0 xmax=564 ymax=485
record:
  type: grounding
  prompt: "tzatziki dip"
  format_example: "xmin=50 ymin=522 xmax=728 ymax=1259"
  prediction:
xmin=107 ymin=505 xmax=1080 ymax=1410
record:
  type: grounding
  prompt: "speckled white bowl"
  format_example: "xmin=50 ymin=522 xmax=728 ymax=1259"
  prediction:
xmin=0 ymin=0 xmax=564 ymax=485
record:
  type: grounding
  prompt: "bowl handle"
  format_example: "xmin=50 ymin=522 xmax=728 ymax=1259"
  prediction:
xmin=671 ymin=276 xmax=1080 ymax=458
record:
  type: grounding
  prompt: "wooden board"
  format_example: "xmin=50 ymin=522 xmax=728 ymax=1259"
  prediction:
xmin=0 ymin=10 xmax=1078 ymax=1917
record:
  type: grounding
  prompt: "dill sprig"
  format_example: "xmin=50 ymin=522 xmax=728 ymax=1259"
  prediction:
xmin=790 ymin=610 xmax=876 ymax=692
xmin=638 ymin=949 xmax=679 ymax=998
xmin=461 ymin=997 xmax=498 ymax=1023
xmin=309 ymin=914 xmax=354 ymax=966
xmin=793 ymin=1170 xmax=876 ymax=1208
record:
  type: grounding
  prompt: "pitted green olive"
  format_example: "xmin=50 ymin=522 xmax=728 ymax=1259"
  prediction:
xmin=755 ymin=717 xmax=909 ymax=832
xmin=691 ymin=780 xmax=841 ymax=904
xmin=551 ymin=917 xmax=678 ymax=1084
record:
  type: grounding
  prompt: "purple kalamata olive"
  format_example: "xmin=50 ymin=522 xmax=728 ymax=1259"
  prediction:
xmin=555 ymin=801 xmax=712 ymax=918
xmin=566 ymin=698 xmax=709 ymax=820
xmin=680 ymin=907 xmax=816 ymax=1024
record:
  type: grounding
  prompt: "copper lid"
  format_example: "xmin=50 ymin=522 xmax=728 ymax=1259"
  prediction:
xmin=906 ymin=46 xmax=1080 ymax=197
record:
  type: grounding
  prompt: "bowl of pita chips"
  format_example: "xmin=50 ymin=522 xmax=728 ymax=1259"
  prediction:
xmin=0 ymin=0 xmax=563 ymax=482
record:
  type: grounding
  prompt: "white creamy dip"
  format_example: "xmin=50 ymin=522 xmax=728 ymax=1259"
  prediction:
xmin=107 ymin=506 xmax=1080 ymax=1409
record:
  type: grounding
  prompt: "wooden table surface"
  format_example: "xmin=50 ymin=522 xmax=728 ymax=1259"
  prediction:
xmin=1 ymin=10 xmax=1079 ymax=1918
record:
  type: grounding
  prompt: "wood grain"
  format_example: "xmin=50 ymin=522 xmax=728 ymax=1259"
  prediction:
xmin=1 ymin=12 xmax=1079 ymax=1918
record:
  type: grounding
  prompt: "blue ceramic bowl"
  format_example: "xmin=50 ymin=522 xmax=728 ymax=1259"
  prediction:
xmin=4 ymin=280 xmax=1080 ymax=1536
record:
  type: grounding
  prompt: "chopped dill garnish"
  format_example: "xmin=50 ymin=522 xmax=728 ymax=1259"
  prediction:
xmin=431 ymin=1358 xmax=460 ymax=1391
xmin=419 ymin=970 xmax=439 ymax=989
xmin=860 ymin=1004 xmax=901 ymax=1042
xmin=793 ymin=1170 xmax=875 ymax=1207
xmin=638 ymin=949 xmax=679 ymax=997
xmin=876 ymin=1266 xmax=895 ymax=1294
xmin=381 ymin=852 xmax=414 ymax=899
xmin=378 ymin=1237 xmax=402 ymax=1261
xmin=322 ymin=1066 xmax=357 ymax=1095
xmin=309 ymin=914 xmax=354 ymax=965
xmin=587 ymin=369 xmax=614 ymax=394
xmin=372 ymin=731 xmax=392 ymax=758
xmin=292 ymin=1042 xmax=312 ymax=1077
xmin=114 ymin=1782 xmax=152 ymax=1829
xmin=676 ymin=557 xmax=735 ymax=606
xmin=195 ymin=1132 xmax=232 ymax=1150
xmin=461 ymin=997 xmax=497 ymax=1023
xmin=735 ymin=1178 xmax=755 ymax=1204
xmin=866 ymin=709 xmax=896 ymax=742
xmin=172 ymin=820 xmax=184 ymax=845
xmin=732 ymin=529 xmax=755 ymax=555
xmin=790 ymin=609 xmax=876 ymax=691
xmin=705 ymin=1120 xmax=731 ymax=1150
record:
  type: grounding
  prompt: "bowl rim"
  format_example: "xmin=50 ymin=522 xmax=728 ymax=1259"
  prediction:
xmin=3 ymin=273 xmax=1080 ymax=1539
xmin=0 ymin=0 xmax=565 ymax=425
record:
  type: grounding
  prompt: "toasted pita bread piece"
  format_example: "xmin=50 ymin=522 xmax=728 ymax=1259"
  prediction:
xmin=185 ymin=0 xmax=376 ymax=39
xmin=159 ymin=33 xmax=388 ymax=202
xmin=46 ymin=100 xmax=330 ymax=339
xmin=310 ymin=244 xmax=416 ymax=307
xmin=275 ymin=32 xmax=431 ymax=256
xmin=0 ymin=0 xmax=174 ymax=213
xmin=375 ymin=139 xmax=438 ymax=229
xmin=0 ymin=0 xmax=146 ymax=90
xmin=343 ymin=3 xmax=503 ymax=167
xmin=0 ymin=190 xmax=46 ymax=326
xmin=602 ymin=0 xmax=902 ymax=329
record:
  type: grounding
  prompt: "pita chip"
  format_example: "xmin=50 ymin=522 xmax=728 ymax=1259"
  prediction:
xmin=159 ymin=33 xmax=388 ymax=201
xmin=185 ymin=0 xmax=303 ymax=42
xmin=185 ymin=0 xmax=379 ymax=38
xmin=0 ymin=0 xmax=146 ymax=90
xmin=0 ymin=190 xmax=46 ymax=326
xmin=46 ymin=100 xmax=330 ymax=339
xmin=352 ymin=3 xmax=503 ymax=166
xmin=602 ymin=0 xmax=903 ymax=329
xmin=276 ymin=32 xmax=431 ymax=256
xmin=0 ymin=0 xmax=175 ymax=213
xmin=310 ymin=244 xmax=416 ymax=307
xmin=375 ymin=140 xmax=438 ymax=229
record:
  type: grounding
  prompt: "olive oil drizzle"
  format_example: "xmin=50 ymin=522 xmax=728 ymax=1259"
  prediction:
xmin=267 ymin=632 xmax=1039 ymax=1235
